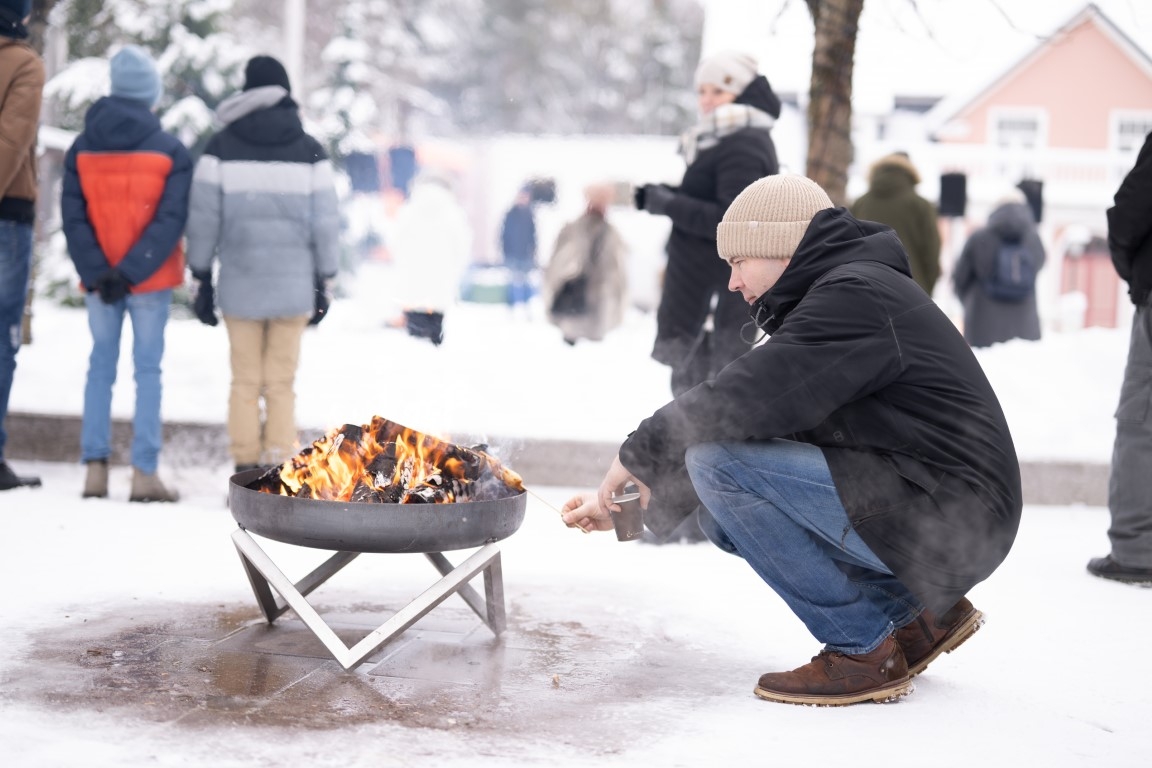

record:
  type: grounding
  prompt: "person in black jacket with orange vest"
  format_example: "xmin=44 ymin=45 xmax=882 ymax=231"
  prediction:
xmin=1087 ymin=131 xmax=1152 ymax=584
xmin=635 ymin=50 xmax=780 ymax=398
xmin=62 ymin=45 xmax=191 ymax=503
xmin=563 ymin=175 xmax=1021 ymax=706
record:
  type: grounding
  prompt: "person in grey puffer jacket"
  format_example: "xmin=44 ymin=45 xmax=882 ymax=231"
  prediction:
xmin=186 ymin=55 xmax=340 ymax=473
xmin=951 ymin=188 xmax=1045 ymax=348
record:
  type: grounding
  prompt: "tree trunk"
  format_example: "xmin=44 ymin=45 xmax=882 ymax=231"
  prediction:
xmin=805 ymin=0 xmax=863 ymax=206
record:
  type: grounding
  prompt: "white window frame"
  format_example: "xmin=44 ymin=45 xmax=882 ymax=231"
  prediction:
xmin=987 ymin=107 xmax=1049 ymax=151
xmin=1109 ymin=110 xmax=1152 ymax=153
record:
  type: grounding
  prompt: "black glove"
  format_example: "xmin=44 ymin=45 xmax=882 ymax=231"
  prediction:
xmin=308 ymin=275 xmax=332 ymax=326
xmin=639 ymin=184 xmax=675 ymax=216
xmin=633 ymin=185 xmax=647 ymax=211
xmin=94 ymin=269 xmax=131 ymax=305
xmin=193 ymin=278 xmax=219 ymax=326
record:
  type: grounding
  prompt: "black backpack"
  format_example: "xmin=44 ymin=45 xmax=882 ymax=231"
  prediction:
xmin=984 ymin=239 xmax=1037 ymax=302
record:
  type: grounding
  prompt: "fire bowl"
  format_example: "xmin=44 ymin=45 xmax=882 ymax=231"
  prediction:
xmin=228 ymin=468 xmax=527 ymax=553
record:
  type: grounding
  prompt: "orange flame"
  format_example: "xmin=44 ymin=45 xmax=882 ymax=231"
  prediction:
xmin=263 ymin=416 xmax=523 ymax=504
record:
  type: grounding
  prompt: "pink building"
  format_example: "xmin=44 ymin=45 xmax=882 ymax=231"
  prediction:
xmin=930 ymin=3 xmax=1152 ymax=328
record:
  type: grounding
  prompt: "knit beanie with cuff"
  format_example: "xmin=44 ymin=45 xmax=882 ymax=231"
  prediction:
xmin=717 ymin=175 xmax=834 ymax=261
xmin=694 ymin=50 xmax=759 ymax=95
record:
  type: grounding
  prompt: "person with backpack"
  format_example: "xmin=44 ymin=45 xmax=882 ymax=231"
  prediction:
xmin=952 ymin=187 xmax=1045 ymax=348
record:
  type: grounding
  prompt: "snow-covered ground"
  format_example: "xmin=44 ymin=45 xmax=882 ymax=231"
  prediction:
xmin=1 ymin=461 xmax=1149 ymax=767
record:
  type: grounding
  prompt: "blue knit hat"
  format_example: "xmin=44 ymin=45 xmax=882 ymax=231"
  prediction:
xmin=110 ymin=45 xmax=161 ymax=107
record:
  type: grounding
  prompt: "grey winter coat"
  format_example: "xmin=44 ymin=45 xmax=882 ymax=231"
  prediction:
xmin=952 ymin=202 xmax=1045 ymax=348
xmin=186 ymin=86 xmax=340 ymax=319
xmin=543 ymin=210 xmax=628 ymax=342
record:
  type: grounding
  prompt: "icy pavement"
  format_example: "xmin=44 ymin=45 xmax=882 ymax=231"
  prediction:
xmin=1 ymin=460 xmax=1150 ymax=768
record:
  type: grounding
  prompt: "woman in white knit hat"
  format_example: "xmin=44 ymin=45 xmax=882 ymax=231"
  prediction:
xmin=632 ymin=49 xmax=782 ymax=544
xmin=563 ymin=174 xmax=1021 ymax=707
xmin=635 ymin=50 xmax=781 ymax=399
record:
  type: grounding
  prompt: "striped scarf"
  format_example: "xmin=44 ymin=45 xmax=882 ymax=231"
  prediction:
xmin=680 ymin=103 xmax=776 ymax=165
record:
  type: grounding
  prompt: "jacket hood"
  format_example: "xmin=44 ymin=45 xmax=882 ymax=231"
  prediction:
xmin=81 ymin=96 xmax=161 ymax=151
xmin=866 ymin=155 xmax=919 ymax=197
xmin=0 ymin=10 xmax=28 ymax=40
xmin=752 ymin=207 xmax=911 ymax=332
xmin=735 ymin=75 xmax=782 ymax=120
xmin=986 ymin=201 xmax=1035 ymax=243
xmin=217 ymin=85 xmax=304 ymax=146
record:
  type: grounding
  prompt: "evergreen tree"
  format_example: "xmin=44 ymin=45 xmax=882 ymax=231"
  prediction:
xmin=305 ymin=0 xmax=701 ymax=140
xmin=46 ymin=0 xmax=250 ymax=151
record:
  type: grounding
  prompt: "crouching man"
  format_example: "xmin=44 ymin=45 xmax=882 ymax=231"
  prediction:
xmin=562 ymin=174 xmax=1022 ymax=706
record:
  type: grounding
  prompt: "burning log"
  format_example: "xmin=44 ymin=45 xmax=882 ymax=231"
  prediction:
xmin=245 ymin=416 xmax=524 ymax=505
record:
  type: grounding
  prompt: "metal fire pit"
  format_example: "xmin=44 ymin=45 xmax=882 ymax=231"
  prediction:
xmin=227 ymin=468 xmax=527 ymax=670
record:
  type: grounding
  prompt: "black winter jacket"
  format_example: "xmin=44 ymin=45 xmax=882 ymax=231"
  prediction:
xmin=1108 ymin=130 xmax=1152 ymax=306
xmin=653 ymin=75 xmax=780 ymax=373
xmin=621 ymin=208 xmax=1022 ymax=613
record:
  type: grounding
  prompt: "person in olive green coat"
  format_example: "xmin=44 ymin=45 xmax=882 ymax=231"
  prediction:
xmin=851 ymin=152 xmax=942 ymax=295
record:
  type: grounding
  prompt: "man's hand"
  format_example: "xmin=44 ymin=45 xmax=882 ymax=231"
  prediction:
xmin=560 ymin=494 xmax=612 ymax=533
xmin=94 ymin=269 xmax=131 ymax=305
xmin=560 ymin=454 xmax=651 ymax=535
xmin=597 ymin=454 xmax=651 ymax=513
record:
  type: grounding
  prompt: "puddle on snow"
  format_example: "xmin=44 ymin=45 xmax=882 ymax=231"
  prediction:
xmin=4 ymin=600 xmax=712 ymax=750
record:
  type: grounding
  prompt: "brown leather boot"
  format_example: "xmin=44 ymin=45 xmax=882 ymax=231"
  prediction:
xmin=896 ymin=597 xmax=985 ymax=677
xmin=754 ymin=633 xmax=913 ymax=706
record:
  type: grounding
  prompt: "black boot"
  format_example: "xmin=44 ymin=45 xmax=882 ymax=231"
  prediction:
xmin=0 ymin=461 xmax=42 ymax=491
xmin=1087 ymin=555 xmax=1152 ymax=585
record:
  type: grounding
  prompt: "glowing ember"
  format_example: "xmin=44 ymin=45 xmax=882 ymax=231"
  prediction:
xmin=250 ymin=416 xmax=524 ymax=504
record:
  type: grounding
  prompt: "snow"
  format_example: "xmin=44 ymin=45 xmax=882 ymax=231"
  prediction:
xmin=1 ymin=471 xmax=1149 ymax=766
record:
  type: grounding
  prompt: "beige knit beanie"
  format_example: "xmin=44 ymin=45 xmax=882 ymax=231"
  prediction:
xmin=694 ymin=50 xmax=759 ymax=95
xmin=717 ymin=175 xmax=834 ymax=261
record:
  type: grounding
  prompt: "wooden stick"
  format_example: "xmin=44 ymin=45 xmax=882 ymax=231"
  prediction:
xmin=525 ymin=485 xmax=590 ymax=534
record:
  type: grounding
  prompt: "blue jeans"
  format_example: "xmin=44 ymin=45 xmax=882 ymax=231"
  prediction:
xmin=507 ymin=267 xmax=535 ymax=306
xmin=686 ymin=439 xmax=922 ymax=655
xmin=0 ymin=220 xmax=33 ymax=461
xmin=82 ymin=290 xmax=172 ymax=473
